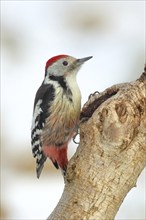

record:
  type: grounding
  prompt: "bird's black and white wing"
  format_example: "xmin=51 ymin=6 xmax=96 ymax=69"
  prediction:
xmin=31 ymin=83 xmax=55 ymax=178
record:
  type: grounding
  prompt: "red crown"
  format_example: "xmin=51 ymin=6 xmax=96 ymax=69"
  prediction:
xmin=45 ymin=55 xmax=68 ymax=70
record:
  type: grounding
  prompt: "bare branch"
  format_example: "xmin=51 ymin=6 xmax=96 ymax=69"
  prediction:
xmin=47 ymin=68 xmax=146 ymax=220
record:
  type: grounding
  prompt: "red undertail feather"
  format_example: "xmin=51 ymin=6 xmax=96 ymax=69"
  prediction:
xmin=43 ymin=144 xmax=68 ymax=174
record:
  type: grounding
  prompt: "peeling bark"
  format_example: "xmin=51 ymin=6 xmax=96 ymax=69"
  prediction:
xmin=47 ymin=68 xmax=146 ymax=220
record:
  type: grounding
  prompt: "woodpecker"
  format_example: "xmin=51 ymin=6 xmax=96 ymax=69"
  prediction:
xmin=31 ymin=54 xmax=92 ymax=178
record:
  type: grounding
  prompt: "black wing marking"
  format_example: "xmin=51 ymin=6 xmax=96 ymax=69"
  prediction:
xmin=49 ymin=75 xmax=73 ymax=102
xmin=31 ymin=83 xmax=55 ymax=178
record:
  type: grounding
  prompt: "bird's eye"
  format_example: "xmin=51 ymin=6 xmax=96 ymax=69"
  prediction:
xmin=62 ymin=61 xmax=68 ymax=66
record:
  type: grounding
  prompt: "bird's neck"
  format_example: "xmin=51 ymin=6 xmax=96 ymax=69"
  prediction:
xmin=43 ymin=73 xmax=81 ymax=107
xmin=65 ymin=74 xmax=81 ymax=102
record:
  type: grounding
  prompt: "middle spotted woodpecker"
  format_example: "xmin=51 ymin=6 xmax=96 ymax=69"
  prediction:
xmin=31 ymin=54 xmax=92 ymax=178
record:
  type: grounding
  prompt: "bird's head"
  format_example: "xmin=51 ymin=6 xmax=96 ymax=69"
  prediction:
xmin=44 ymin=54 xmax=92 ymax=82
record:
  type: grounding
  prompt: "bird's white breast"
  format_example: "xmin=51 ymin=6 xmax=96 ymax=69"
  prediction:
xmin=66 ymin=73 xmax=81 ymax=107
xmin=41 ymin=73 xmax=81 ymax=145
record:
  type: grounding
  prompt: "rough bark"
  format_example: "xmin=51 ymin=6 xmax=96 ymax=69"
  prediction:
xmin=47 ymin=68 xmax=146 ymax=220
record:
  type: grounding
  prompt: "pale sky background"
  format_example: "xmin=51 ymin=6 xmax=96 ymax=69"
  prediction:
xmin=1 ymin=1 xmax=145 ymax=220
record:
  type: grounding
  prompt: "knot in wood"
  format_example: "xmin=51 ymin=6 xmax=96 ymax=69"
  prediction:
xmin=115 ymin=103 xmax=127 ymax=123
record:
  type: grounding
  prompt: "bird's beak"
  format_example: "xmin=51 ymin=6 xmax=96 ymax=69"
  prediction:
xmin=68 ymin=56 xmax=93 ymax=72
xmin=76 ymin=56 xmax=93 ymax=66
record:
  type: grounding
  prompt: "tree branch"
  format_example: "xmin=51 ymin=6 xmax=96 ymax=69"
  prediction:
xmin=47 ymin=68 xmax=146 ymax=220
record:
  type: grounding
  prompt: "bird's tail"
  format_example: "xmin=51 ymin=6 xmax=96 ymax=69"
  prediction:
xmin=36 ymin=153 xmax=47 ymax=178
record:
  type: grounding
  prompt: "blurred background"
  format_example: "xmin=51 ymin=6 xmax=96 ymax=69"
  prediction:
xmin=1 ymin=1 xmax=145 ymax=219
